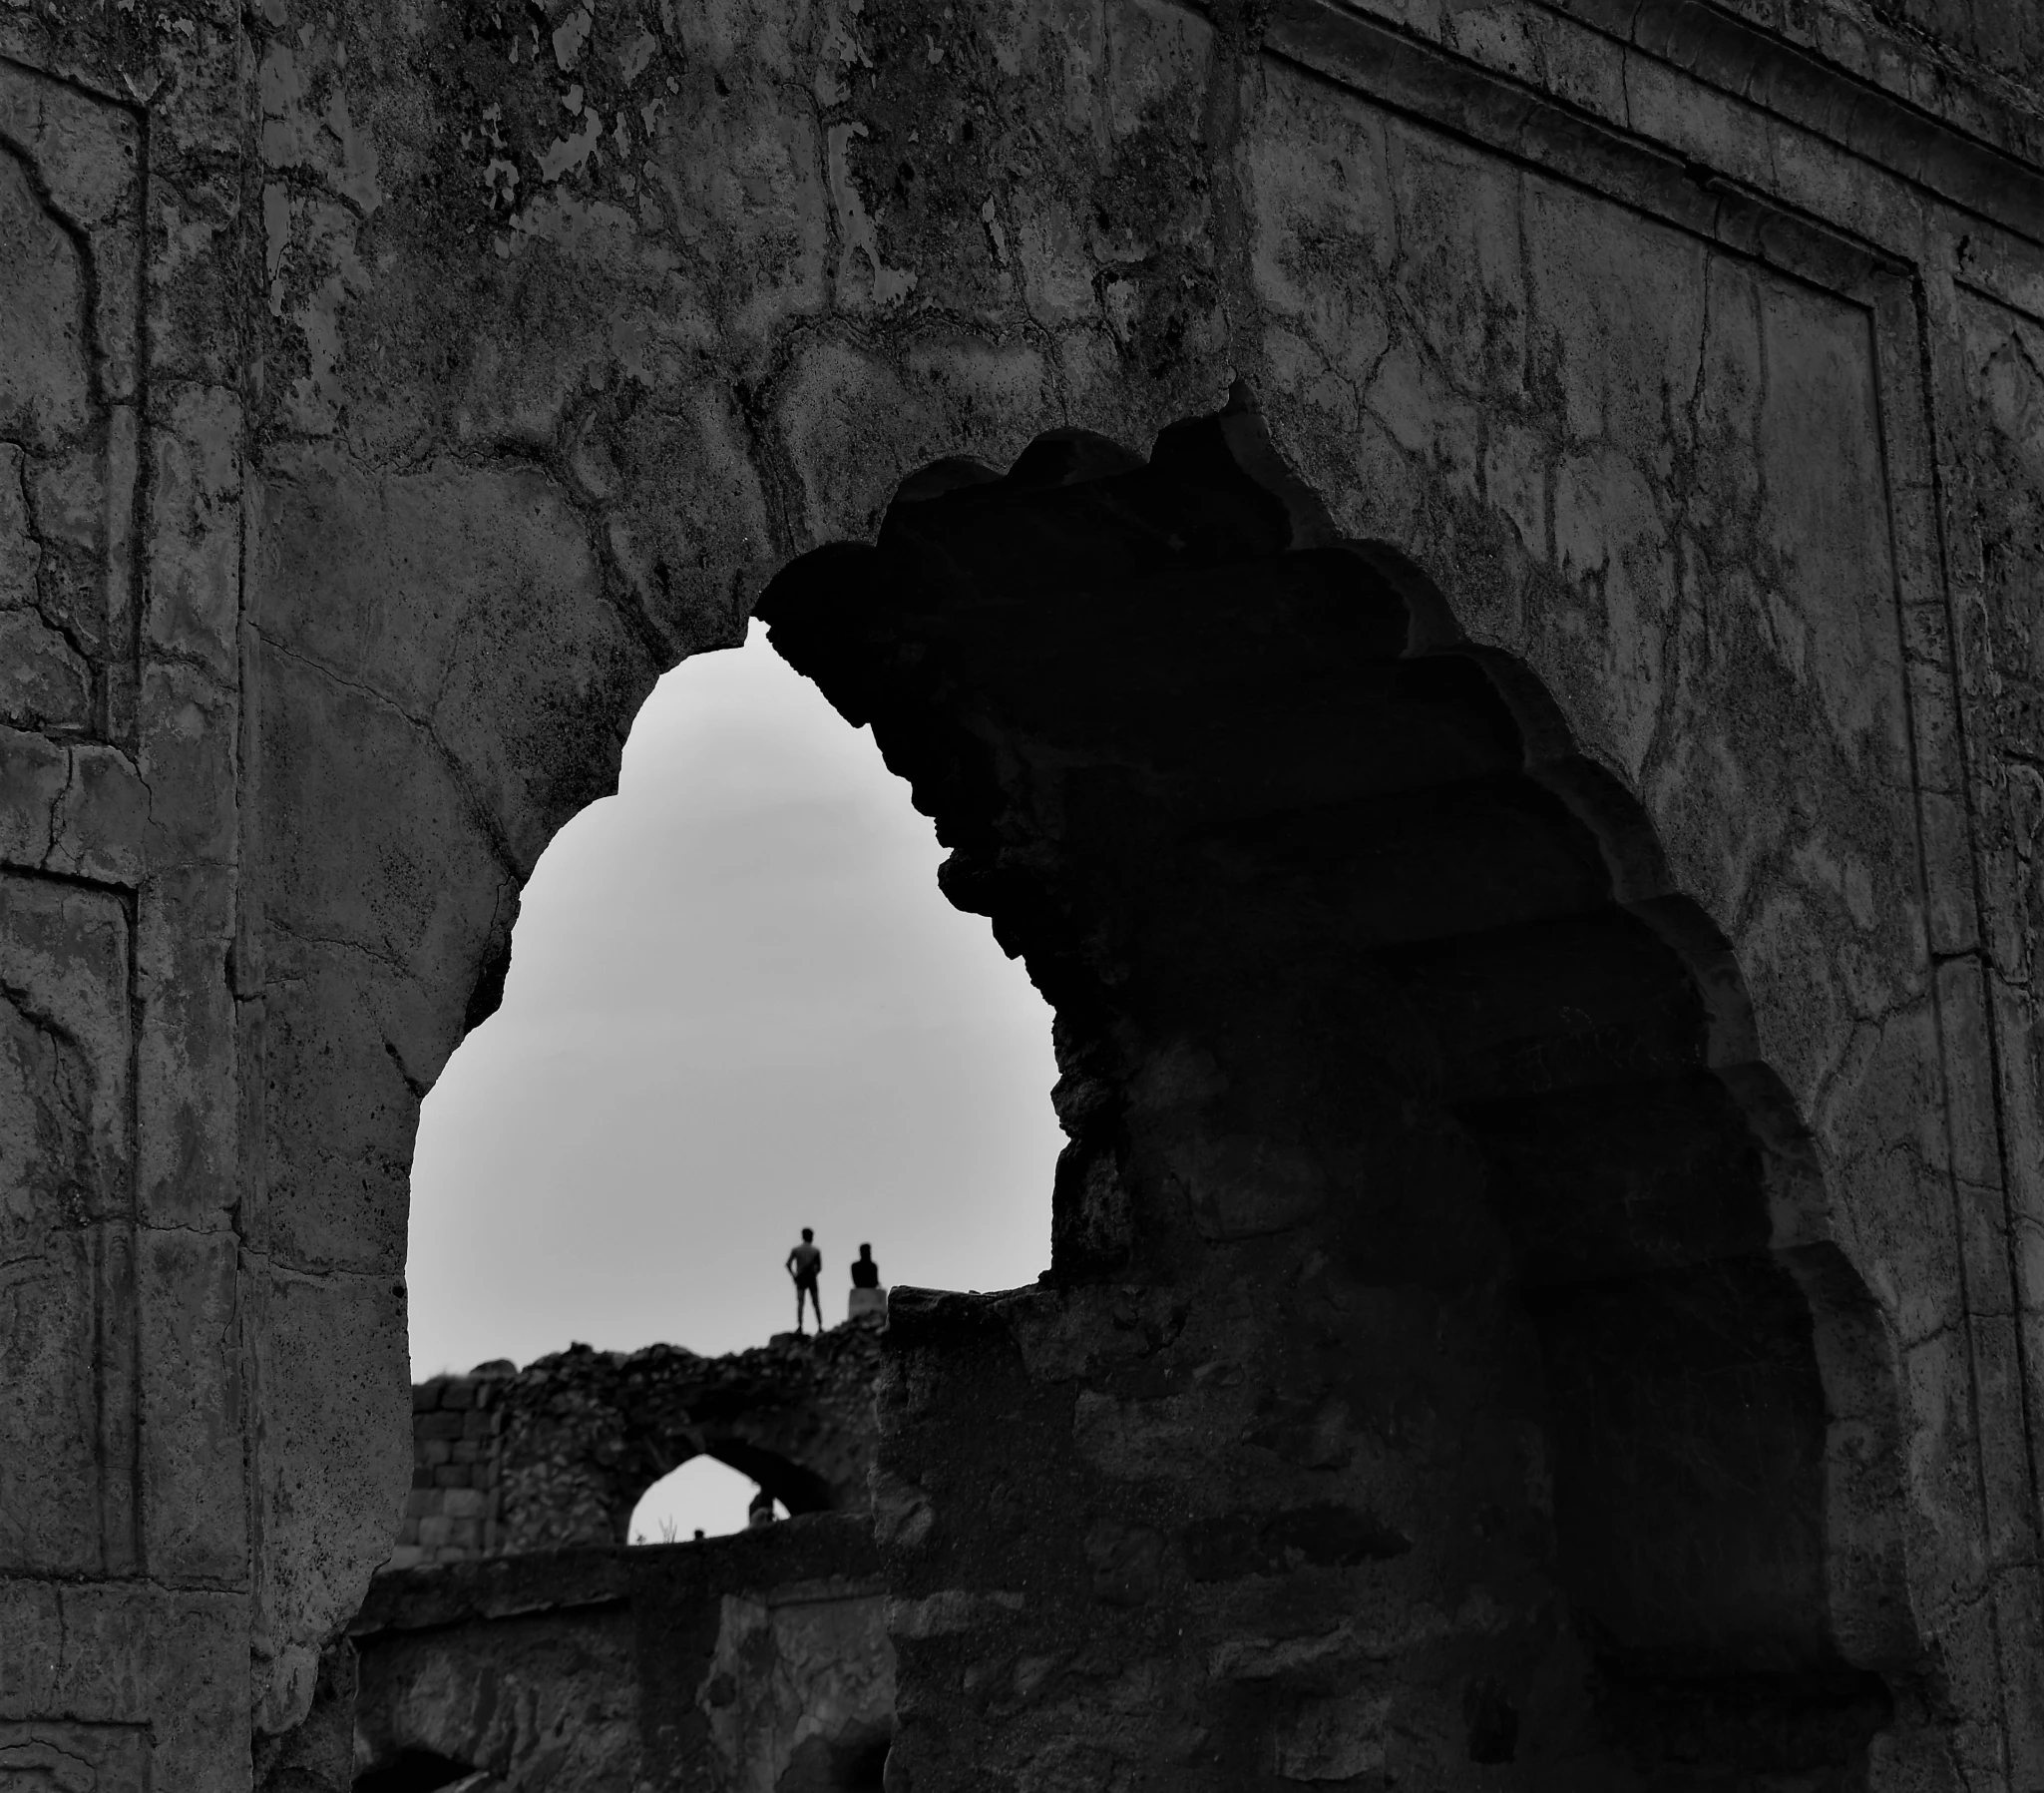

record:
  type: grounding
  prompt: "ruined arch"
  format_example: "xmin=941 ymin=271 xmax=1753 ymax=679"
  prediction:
xmin=7 ymin=0 xmax=2043 ymax=1773
xmin=756 ymin=408 xmax=1920 ymax=1779
xmin=488 ymin=1328 xmax=886 ymax=1554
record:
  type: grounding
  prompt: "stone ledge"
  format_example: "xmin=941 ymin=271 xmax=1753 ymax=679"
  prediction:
xmin=352 ymin=1512 xmax=883 ymax=1637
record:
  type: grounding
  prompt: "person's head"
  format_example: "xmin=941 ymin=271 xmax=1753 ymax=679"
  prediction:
xmin=801 ymin=1227 xmax=813 ymax=1242
xmin=858 ymin=1243 xmax=872 ymax=1259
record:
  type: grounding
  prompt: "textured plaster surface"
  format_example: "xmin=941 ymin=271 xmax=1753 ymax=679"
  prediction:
xmin=0 ymin=0 xmax=2042 ymax=1784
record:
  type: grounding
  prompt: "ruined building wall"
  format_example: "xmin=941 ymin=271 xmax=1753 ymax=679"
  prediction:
xmin=3 ymin=0 xmax=2044 ymax=1787
xmin=351 ymin=1520 xmax=893 ymax=1793
xmin=363 ymin=1335 xmax=890 ymax=1787
xmin=393 ymin=1367 xmax=511 ymax=1570
xmin=390 ymin=1326 xmax=881 ymax=1569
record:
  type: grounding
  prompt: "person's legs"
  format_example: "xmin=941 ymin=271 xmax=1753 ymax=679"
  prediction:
xmin=800 ymin=1279 xmax=822 ymax=1331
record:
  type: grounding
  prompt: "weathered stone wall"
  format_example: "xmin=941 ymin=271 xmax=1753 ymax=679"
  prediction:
xmin=392 ymin=1366 xmax=512 ymax=1570
xmin=496 ymin=1327 xmax=883 ymax=1551
xmin=352 ymin=1517 xmax=892 ymax=1793
xmin=389 ymin=1327 xmax=881 ymax=1569
xmin=0 ymin=17 xmax=390 ymax=1778
xmin=4 ymin=0 xmax=2044 ymax=1786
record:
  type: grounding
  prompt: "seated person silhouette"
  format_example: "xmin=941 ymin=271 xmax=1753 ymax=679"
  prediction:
xmin=846 ymin=1242 xmax=886 ymax=1323
xmin=785 ymin=1228 xmax=823 ymax=1334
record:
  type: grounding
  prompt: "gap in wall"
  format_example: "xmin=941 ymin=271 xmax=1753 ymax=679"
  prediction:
xmin=402 ymin=621 xmax=1062 ymax=1375
xmin=628 ymin=1457 xmax=788 ymax=1544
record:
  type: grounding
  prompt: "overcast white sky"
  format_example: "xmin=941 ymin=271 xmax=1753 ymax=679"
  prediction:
xmin=404 ymin=625 xmax=1063 ymax=1534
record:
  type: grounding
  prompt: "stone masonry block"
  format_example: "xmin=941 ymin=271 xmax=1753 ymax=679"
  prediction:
xmin=255 ymin=1267 xmax=408 ymax=1734
xmin=140 ymin=1226 xmax=244 ymax=1581
xmin=136 ymin=864 xmax=238 ymax=1230
xmin=254 ymin=948 xmax=423 ymax=1277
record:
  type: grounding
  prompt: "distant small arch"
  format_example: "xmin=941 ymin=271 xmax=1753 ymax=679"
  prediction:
xmin=628 ymin=1456 xmax=787 ymax=1544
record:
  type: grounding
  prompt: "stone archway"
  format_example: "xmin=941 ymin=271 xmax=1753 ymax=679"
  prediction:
xmin=492 ymin=1327 xmax=885 ymax=1553
xmin=760 ymin=412 xmax=1921 ymax=1786
xmin=245 ymin=387 xmax=1966 ymax=1789
xmin=8 ymin=0 xmax=2044 ymax=1780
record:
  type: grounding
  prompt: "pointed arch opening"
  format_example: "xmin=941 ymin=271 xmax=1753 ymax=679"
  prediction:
xmin=629 ymin=1457 xmax=789 ymax=1544
xmin=403 ymin=621 xmax=1062 ymax=1378
xmin=757 ymin=410 xmax=1918 ymax=1782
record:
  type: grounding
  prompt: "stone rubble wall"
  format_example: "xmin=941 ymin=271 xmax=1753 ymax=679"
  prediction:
xmin=383 ymin=1327 xmax=881 ymax=1570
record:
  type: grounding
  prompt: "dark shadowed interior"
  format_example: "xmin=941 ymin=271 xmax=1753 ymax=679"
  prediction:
xmin=761 ymin=416 xmax=1905 ymax=1782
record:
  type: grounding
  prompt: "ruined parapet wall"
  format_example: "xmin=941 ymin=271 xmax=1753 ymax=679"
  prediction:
xmin=497 ymin=1326 xmax=884 ymax=1554
xmin=385 ymin=1328 xmax=883 ymax=1569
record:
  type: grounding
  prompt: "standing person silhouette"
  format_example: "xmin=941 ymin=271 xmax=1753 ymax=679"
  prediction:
xmin=785 ymin=1228 xmax=823 ymax=1334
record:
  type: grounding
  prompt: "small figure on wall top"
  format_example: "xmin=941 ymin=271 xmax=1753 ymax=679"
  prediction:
xmin=785 ymin=1228 xmax=823 ymax=1335
xmin=848 ymin=1243 xmax=886 ymax=1325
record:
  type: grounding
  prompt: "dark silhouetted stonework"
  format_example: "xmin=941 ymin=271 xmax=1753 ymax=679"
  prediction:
xmin=5 ymin=0 xmax=2044 ymax=1787
xmin=359 ymin=1334 xmax=891 ymax=1790
xmin=390 ymin=1327 xmax=882 ymax=1566
xmin=352 ymin=1518 xmax=890 ymax=1792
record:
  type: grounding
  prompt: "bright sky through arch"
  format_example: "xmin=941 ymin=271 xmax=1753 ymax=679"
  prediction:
xmin=404 ymin=623 xmax=1062 ymax=1382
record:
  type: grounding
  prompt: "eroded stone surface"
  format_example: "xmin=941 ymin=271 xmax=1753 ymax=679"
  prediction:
xmin=2 ymin=0 xmax=2044 ymax=1785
